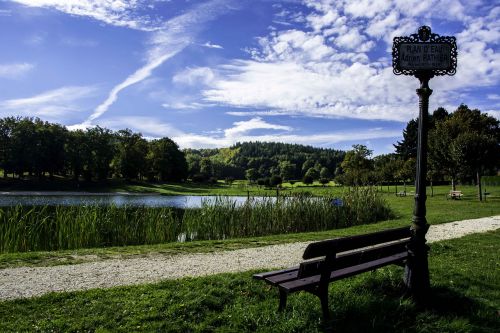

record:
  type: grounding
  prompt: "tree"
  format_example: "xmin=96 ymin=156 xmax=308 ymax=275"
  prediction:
xmin=86 ymin=126 xmax=116 ymax=181
xmin=394 ymin=119 xmax=418 ymax=160
xmin=199 ymin=157 xmax=213 ymax=178
xmin=396 ymin=158 xmax=415 ymax=193
xmin=114 ymin=129 xmax=148 ymax=180
xmin=147 ymin=138 xmax=188 ymax=181
xmin=373 ymin=153 xmax=399 ymax=191
xmin=429 ymin=105 xmax=500 ymax=197
xmin=305 ymin=167 xmax=319 ymax=180
xmin=269 ymin=175 xmax=282 ymax=187
xmin=185 ymin=153 xmax=201 ymax=177
xmin=340 ymin=144 xmax=374 ymax=185
xmin=279 ymin=161 xmax=296 ymax=181
xmin=245 ymin=168 xmax=259 ymax=183
xmin=65 ymin=129 xmax=89 ymax=181
xmin=319 ymin=167 xmax=331 ymax=180
xmin=302 ymin=174 xmax=314 ymax=185
xmin=394 ymin=107 xmax=450 ymax=160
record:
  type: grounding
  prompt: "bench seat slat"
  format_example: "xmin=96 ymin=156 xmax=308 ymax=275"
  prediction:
xmin=253 ymin=266 xmax=299 ymax=280
xmin=279 ymin=252 xmax=408 ymax=293
xmin=265 ymin=271 xmax=300 ymax=285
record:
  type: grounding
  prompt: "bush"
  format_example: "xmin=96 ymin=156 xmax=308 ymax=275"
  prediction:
xmin=191 ymin=174 xmax=206 ymax=183
xmin=302 ymin=175 xmax=314 ymax=185
xmin=208 ymin=177 xmax=218 ymax=184
xmin=270 ymin=175 xmax=282 ymax=187
xmin=257 ymin=177 xmax=270 ymax=187
xmin=319 ymin=178 xmax=330 ymax=186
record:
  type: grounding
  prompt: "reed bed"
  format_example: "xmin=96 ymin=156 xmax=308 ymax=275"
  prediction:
xmin=0 ymin=187 xmax=392 ymax=252
xmin=183 ymin=187 xmax=392 ymax=240
xmin=0 ymin=206 xmax=182 ymax=252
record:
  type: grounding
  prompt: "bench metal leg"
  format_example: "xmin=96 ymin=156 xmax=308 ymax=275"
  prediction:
xmin=319 ymin=291 xmax=330 ymax=319
xmin=278 ymin=289 xmax=287 ymax=312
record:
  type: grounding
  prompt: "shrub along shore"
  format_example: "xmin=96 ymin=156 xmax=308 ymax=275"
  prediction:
xmin=0 ymin=187 xmax=391 ymax=253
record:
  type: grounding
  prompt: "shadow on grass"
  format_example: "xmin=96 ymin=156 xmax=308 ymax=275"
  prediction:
xmin=318 ymin=276 xmax=498 ymax=333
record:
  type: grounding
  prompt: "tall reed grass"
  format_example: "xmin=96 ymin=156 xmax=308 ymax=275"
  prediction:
xmin=183 ymin=187 xmax=392 ymax=240
xmin=0 ymin=187 xmax=392 ymax=252
xmin=0 ymin=205 xmax=182 ymax=252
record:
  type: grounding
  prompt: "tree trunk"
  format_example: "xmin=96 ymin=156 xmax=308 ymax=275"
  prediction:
xmin=451 ymin=178 xmax=456 ymax=191
xmin=430 ymin=180 xmax=433 ymax=197
xmin=477 ymin=171 xmax=482 ymax=201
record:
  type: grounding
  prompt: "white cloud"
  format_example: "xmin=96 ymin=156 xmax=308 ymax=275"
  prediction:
xmin=0 ymin=9 xmax=12 ymax=16
xmin=0 ymin=63 xmax=35 ymax=79
xmin=203 ymin=60 xmax=417 ymax=121
xmin=223 ymin=117 xmax=292 ymax=139
xmin=10 ymin=0 xmax=157 ymax=31
xmin=196 ymin=0 xmax=500 ymax=123
xmin=202 ymin=41 xmax=223 ymax=49
xmin=0 ymin=85 xmax=97 ymax=119
xmin=173 ymin=67 xmax=215 ymax=86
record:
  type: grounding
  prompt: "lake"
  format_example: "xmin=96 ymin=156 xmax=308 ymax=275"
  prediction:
xmin=0 ymin=192 xmax=258 ymax=208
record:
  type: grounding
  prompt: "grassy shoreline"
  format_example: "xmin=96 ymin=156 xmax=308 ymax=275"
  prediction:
xmin=0 ymin=230 xmax=498 ymax=332
xmin=1 ymin=184 xmax=499 ymax=268
xmin=1 ymin=193 xmax=499 ymax=269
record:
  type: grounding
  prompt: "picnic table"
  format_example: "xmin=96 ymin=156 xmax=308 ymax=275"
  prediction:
xmin=447 ymin=190 xmax=463 ymax=200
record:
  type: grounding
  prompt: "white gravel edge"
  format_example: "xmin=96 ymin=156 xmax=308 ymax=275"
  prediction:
xmin=1 ymin=215 xmax=499 ymax=300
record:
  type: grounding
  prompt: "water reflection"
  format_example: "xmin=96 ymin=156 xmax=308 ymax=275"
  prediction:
xmin=0 ymin=193 xmax=265 ymax=208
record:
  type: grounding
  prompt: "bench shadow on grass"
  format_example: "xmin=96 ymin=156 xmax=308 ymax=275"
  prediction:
xmin=317 ymin=279 xmax=497 ymax=333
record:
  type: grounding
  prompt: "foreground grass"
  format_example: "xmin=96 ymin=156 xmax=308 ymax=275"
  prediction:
xmin=0 ymin=230 xmax=498 ymax=332
xmin=1 ymin=188 xmax=499 ymax=268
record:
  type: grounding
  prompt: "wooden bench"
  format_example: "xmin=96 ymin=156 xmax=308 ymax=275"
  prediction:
xmin=447 ymin=190 xmax=463 ymax=200
xmin=253 ymin=227 xmax=412 ymax=319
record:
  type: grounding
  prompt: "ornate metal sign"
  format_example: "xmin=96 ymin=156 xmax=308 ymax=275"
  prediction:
xmin=393 ymin=26 xmax=457 ymax=76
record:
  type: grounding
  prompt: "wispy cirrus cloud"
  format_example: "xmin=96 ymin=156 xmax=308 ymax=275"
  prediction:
xmin=9 ymin=0 xmax=158 ymax=31
xmin=0 ymin=85 xmax=97 ymax=120
xmin=80 ymin=0 xmax=236 ymax=126
xmin=0 ymin=63 xmax=35 ymax=79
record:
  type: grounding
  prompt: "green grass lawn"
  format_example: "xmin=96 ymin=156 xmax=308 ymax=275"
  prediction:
xmin=0 ymin=230 xmax=498 ymax=332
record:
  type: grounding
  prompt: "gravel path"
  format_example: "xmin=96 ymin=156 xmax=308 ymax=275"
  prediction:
xmin=1 ymin=216 xmax=499 ymax=300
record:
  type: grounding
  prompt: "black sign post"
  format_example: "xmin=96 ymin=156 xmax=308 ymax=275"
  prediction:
xmin=392 ymin=26 xmax=457 ymax=301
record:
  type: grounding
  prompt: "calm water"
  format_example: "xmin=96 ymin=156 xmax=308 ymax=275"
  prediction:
xmin=0 ymin=192 xmax=257 ymax=208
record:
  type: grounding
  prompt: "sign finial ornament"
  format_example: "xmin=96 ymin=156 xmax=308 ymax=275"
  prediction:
xmin=418 ymin=26 xmax=431 ymax=41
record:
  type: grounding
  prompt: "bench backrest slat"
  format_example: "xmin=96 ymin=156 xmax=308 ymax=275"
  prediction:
xmin=333 ymin=240 xmax=409 ymax=270
xmin=302 ymin=226 xmax=412 ymax=260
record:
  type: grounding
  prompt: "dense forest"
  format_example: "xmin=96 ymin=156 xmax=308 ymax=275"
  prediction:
xmin=184 ymin=142 xmax=345 ymax=184
xmin=0 ymin=104 xmax=498 ymax=188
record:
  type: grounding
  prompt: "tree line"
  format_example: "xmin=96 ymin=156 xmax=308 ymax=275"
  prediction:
xmin=1 ymin=104 xmax=498 ymax=189
xmin=336 ymin=104 xmax=500 ymax=196
xmin=0 ymin=117 xmax=187 ymax=182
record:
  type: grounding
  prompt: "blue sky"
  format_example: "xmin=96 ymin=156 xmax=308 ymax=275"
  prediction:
xmin=0 ymin=0 xmax=498 ymax=155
